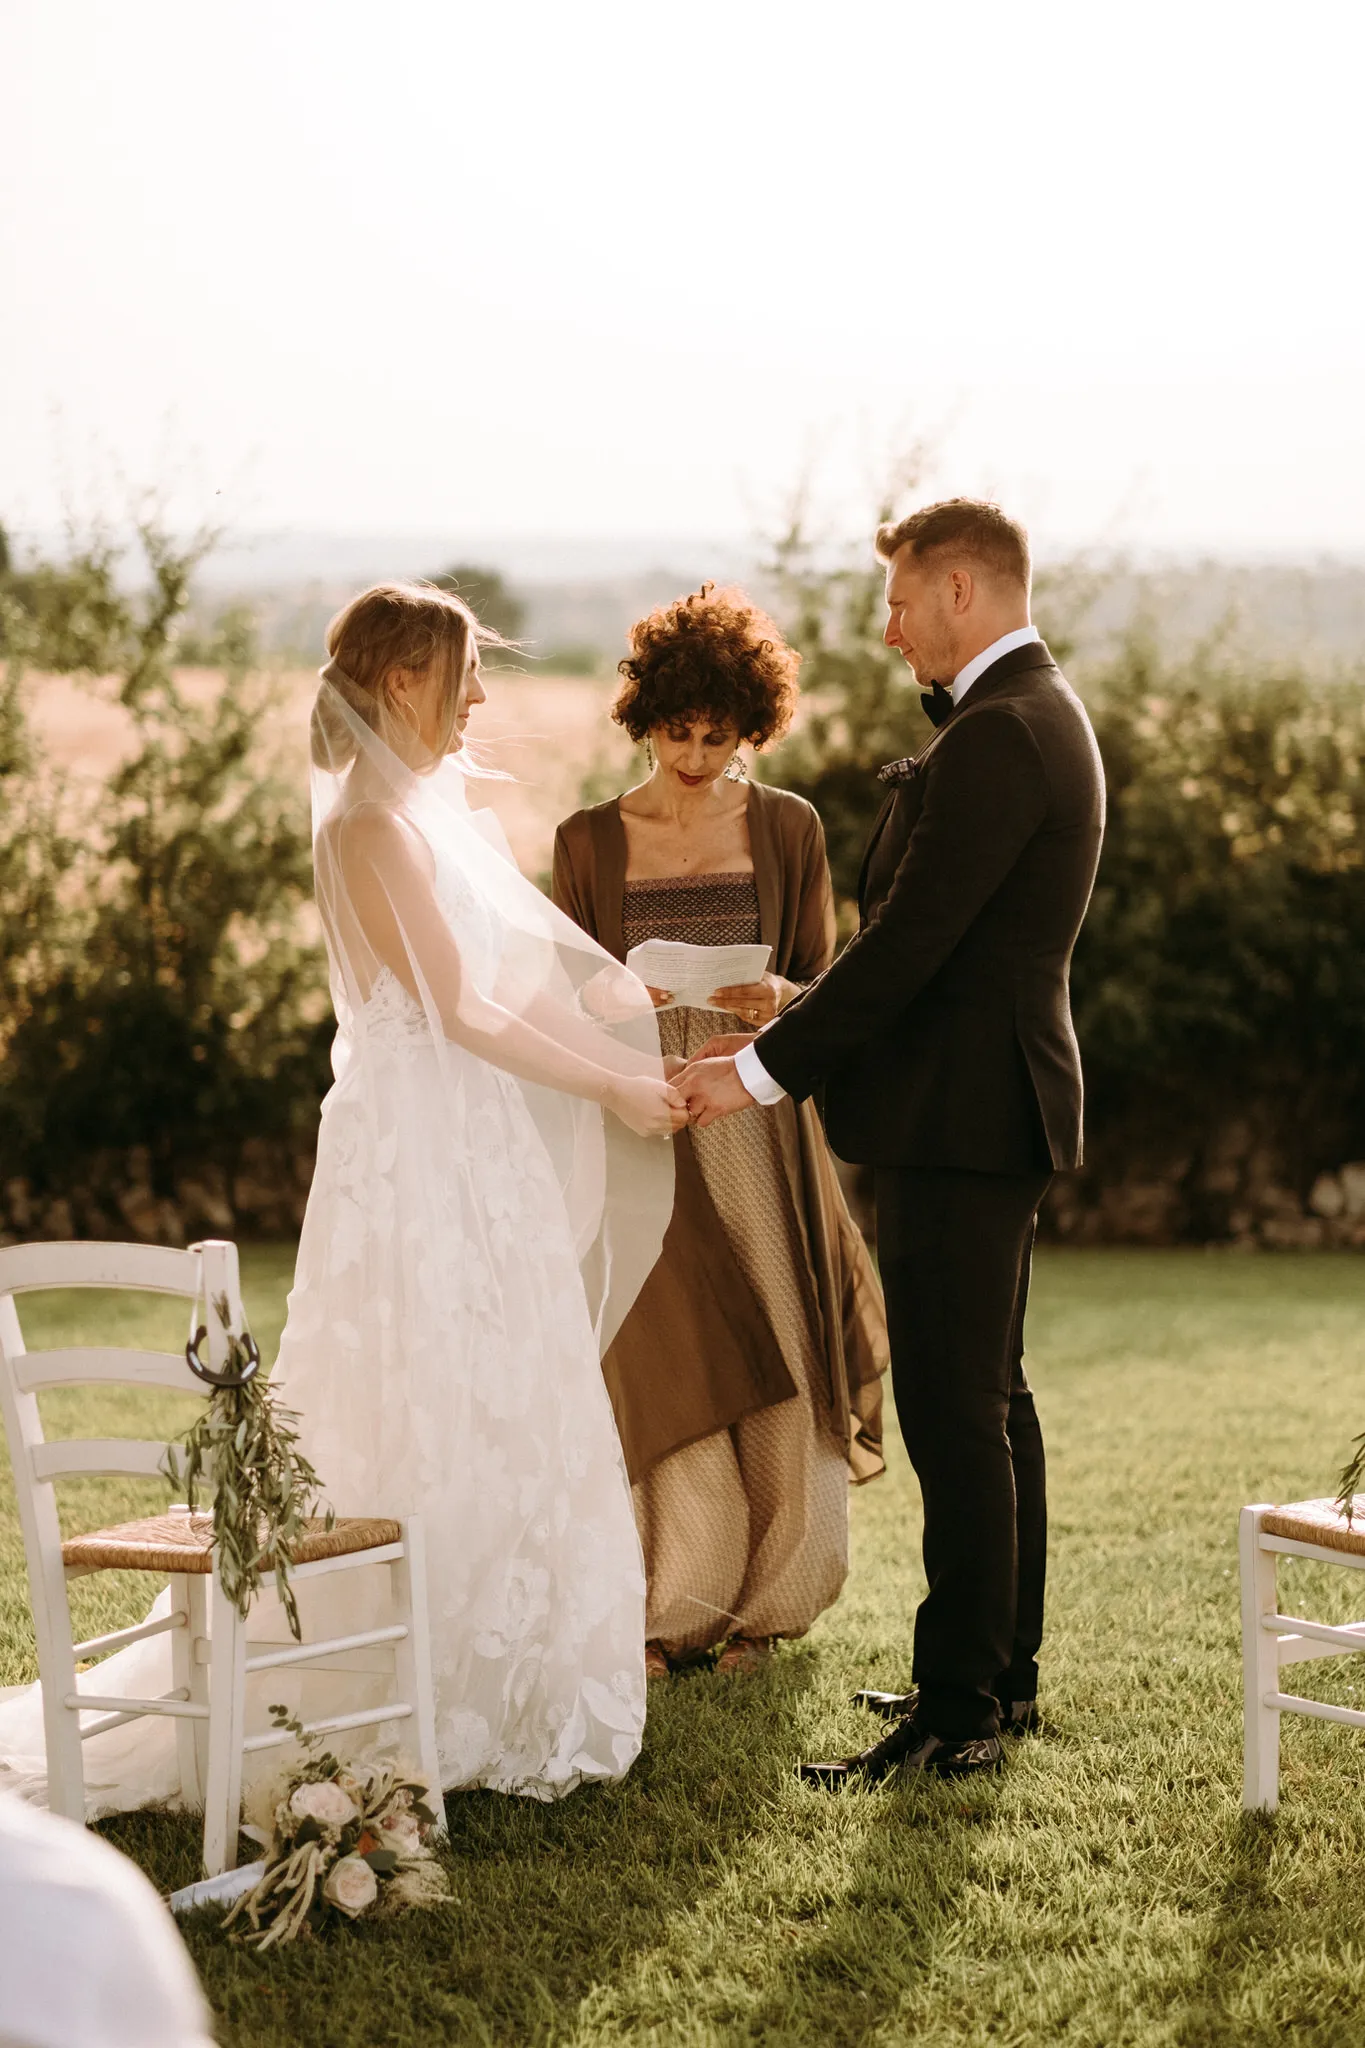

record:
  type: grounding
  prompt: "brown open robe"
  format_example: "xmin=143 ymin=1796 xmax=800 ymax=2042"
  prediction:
xmin=552 ymin=779 xmax=888 ymax=1486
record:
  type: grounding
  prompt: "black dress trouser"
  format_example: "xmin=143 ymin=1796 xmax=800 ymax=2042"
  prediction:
xmin=874 ymin=1164 xmax=1053 ymax=1741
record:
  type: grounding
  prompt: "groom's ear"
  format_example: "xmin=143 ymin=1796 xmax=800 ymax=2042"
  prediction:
xmin=947 ymin=566 xmax=975 ymax=614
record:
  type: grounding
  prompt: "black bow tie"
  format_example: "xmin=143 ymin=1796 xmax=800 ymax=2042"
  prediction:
xmin=921 ymin=682 xmax=954 ymax=728
xmin=877 ymin=683 xmax=956 ymax=785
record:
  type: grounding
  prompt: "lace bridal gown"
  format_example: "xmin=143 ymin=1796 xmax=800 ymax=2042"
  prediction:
xmin=0 ymin=670 xmax=673 ymax=1812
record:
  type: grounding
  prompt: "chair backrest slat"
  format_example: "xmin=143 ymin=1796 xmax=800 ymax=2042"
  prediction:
xmin=13 ymin=1347 xmax=205 ymax=1397
xmin=30 ymin=1439 xmax=172 ymax=1483
xmin=0 ymin=1242 xmax=243 ymax=1700
xmin=0 ymin=1241 xmax=203 ymax=1299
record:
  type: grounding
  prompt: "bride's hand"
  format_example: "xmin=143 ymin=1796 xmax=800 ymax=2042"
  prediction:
xmin=608 ymin=1075 xmax=689 ymax=1138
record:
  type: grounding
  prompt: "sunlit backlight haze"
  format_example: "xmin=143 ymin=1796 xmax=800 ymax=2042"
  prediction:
xmin=3 ymin=0 xmax=1363 ymax=556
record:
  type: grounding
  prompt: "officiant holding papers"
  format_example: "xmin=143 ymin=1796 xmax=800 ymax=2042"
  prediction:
xmin=553 ymin=585 xmax=888 ymax=1677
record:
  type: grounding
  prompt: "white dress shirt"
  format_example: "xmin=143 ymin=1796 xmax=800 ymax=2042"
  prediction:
xmin=733 ymin=623 xmax=1042 ymax=1107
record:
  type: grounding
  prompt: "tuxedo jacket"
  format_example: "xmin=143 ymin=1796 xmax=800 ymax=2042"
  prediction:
xmin=755 ymin=639 xmax=1105 ymax=1174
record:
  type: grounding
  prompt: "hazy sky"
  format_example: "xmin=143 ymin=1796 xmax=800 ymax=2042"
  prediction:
xmin=4 ymin=0 xmax=1363 ymax=559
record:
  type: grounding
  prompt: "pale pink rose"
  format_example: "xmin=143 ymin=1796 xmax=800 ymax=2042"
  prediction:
xmin=289 ymin=1779 xmax=358 ymax=1830
xmin=378 ymin=1811 xmax=422 ymax=1853
xmin=322 ymin=1853 xmax=379 ymax=1918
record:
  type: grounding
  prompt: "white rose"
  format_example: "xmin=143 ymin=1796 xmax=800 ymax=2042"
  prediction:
xmin=322 ymin=1853 xmax=379 ymax=1918
xmin=290 ymin=1779 xmax=358 ymax=1830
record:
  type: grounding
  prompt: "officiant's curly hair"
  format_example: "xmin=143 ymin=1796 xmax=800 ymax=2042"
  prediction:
xmin=612 ymin=583 xmax=800 ymax=748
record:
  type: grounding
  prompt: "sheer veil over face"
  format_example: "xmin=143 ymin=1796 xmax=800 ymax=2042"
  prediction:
xmin=309 ymin=663 xmax=673 ymax=1355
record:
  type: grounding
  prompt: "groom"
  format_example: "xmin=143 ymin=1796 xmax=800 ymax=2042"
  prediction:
xmin=680 ymin=498 xmax=1105 ymax=1782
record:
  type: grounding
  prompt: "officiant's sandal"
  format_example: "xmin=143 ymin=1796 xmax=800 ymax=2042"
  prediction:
xmin=799 ymin=1717 xmax=1004 ymax=1789
xmin=715 ymin=1635 xmax=774 ymax=1675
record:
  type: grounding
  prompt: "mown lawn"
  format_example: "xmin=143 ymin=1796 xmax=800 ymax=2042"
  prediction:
xmin=5 ymin=1247 xmax=1365 ymax=2046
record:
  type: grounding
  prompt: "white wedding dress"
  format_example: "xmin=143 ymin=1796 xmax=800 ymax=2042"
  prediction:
xmin=273 ymin=833 xmax=651 ymax=1796
xmin=0 ymin=673 xmax=672 ymax=1812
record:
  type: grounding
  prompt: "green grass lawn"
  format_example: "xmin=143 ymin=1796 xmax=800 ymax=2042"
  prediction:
xmin=5 ymin=1247 xmax=1365 ymax=2046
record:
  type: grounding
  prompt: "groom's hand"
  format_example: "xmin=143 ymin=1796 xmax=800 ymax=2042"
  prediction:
xmin=679 ymin=1055 xmax=755 ymax=1129
xmin=687 ymin=1031 xmax=756 ymax=1064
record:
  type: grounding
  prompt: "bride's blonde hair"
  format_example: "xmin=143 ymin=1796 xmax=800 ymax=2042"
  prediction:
xmin=312 ymin=580 xmax=499 ymax=769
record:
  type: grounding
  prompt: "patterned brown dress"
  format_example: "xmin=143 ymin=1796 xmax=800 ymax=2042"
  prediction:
xmin=621 ymin=872 xmax=850 ymax=1652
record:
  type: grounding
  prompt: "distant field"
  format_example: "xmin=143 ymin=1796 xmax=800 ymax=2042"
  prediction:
xmin=28 ymin=668 xmax=637 ymax=879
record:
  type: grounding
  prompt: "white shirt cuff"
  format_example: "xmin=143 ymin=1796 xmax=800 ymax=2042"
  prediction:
xmin=734 ymin=1037 xmax=787 ymax=1105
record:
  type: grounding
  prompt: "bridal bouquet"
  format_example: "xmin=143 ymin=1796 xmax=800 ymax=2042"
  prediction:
xmin=223 ymin=1711 xmax=449 ymax=1950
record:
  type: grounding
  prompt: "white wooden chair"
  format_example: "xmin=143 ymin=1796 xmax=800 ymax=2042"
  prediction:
xmin=0 ymin=1238 xmax=443 ymax=1874
xmin=1240 ymin=1495 xmax=1365 ymax=1810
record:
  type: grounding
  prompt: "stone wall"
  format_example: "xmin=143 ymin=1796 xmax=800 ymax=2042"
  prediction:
xmin=6 ymin=1126 xmax=1365 ymax=1253
xmin=0 ymin=1139 xmax=316 ymax=1249
xmin=1042 ymin=1119 xmax=1365 ymax=1250
xmin=833 ymin=1128 xmax=1365 ymax=1254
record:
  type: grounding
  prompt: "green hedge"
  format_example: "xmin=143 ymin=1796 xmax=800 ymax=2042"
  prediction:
xmin=0 ymin=525 xmax=332 ymax=1210
xmin=3 ymin=518 xmax=1362 ymax=1238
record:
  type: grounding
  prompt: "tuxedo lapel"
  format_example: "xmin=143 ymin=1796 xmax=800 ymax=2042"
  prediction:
xmin=858 ymin=643 xmax=1058 ymax=912
xmin=857 ymin=791 xmax=898 ymax=911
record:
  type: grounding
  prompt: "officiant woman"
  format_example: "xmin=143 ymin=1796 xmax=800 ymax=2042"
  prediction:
xmin=553 ymin=584 xmax=888 ymax=1677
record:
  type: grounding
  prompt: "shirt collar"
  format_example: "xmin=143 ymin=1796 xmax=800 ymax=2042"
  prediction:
xmin=950 ymin=624 xmax=1042 ymax=705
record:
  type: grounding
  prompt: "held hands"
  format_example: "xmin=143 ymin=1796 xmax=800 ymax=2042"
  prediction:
xmin=608 ymin=1073 xmax=690 ymax=1138
xmin=677 ymin=1056 xmax=756 ymax=1130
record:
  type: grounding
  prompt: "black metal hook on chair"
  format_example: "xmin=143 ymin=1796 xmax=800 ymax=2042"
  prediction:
xmin=185 ymin=1325 xmax=260 ymax=1390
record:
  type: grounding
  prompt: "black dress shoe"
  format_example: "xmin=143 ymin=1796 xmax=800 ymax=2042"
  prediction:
xmin=853 ymin=1686 xmax=1040 ymax=1738
xmin=799 ymin=1717 xmax=1003 ymax=1789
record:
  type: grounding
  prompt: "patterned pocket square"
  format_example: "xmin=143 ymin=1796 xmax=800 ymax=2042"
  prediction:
xmin=877 ymin=756 xmax=918 ymax=785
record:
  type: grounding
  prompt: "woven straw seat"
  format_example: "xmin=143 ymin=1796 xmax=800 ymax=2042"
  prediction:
xmin=61 ymin=1512 xmax=402 ymax=1575
xmin=1260 ymin=1497 xmax=1365 ymax=1559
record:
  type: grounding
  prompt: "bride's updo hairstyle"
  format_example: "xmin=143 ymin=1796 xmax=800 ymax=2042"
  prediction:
xmin=312 ymin=580 xmax=500 ymax=771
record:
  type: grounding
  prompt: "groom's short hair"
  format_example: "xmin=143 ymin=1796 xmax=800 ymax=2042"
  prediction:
xmin=875 ymin=498 xmax=1031 ymax=592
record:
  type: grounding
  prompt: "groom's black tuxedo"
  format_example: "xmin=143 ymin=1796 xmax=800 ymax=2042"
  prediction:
xmin=755 ymin=638 xmax=1105 ymax=1742
xmin=756 ymin=638 xmax=1104 ymax=1171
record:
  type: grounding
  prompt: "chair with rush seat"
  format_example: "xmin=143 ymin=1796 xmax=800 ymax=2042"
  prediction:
xmin=0 ymin=1237 xmax=442 ymax=1874
xmin=1240 ymin=1495 xmax=1365 ymax=1810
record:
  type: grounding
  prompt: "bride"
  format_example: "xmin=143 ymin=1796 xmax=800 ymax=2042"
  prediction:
xmin=0 ymin=580 xmax=684 ymax=1812
xmin=281 ymin=581 xmax=684 ymax=1797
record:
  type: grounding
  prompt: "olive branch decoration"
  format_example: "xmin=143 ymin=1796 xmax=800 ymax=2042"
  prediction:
xmin=163 ymin=1291 xmax=333 ymax=1640
xmin=1336 ymin=1434 xmax=1365 ymax=1527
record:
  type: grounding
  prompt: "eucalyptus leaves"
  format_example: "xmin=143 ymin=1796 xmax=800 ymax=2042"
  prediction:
xmin=163 ymin=1291 xmax=332 ymax=1638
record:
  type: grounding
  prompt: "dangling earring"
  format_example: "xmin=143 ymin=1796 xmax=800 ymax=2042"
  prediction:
xmin=724 ymin=749 xmax=748 ymax=783
xmin=644 ymin=737 xmax=655 ymax=772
